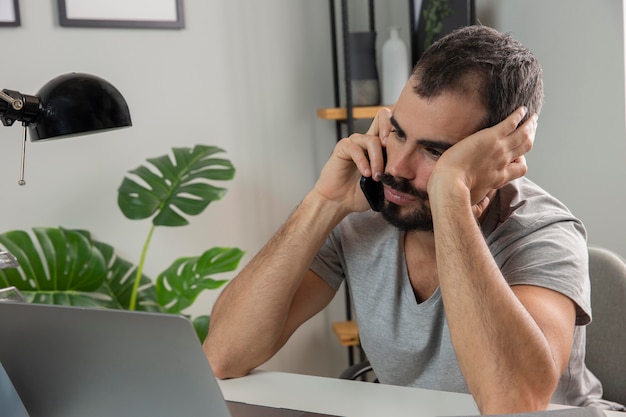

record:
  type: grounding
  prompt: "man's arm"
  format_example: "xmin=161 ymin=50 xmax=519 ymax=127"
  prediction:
xmin=428 ymin=108 xmax=577 ymax=413
xmin=204 ymin=108 xmax=393 ymax=379
xmin=204 ymin=194 xmax=341 ymax=379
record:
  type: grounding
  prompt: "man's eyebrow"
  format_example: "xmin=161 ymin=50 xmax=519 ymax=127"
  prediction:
xmin=390 ymin=115 xmax=453 ymax=152
xmin=389 ymin=116 xmax=406 ymax=138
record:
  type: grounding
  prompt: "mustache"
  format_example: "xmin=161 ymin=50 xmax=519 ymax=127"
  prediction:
xmin=380 ymin=173 xmax=429 ymax=200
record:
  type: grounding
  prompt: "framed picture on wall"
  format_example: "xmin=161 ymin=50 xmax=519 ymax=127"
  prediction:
xmin=409 ymin=0 xmax=475 ymax=65
xmin=0 ymin=0 xmax=20 ymax=27
xmin=58 ymin=0 xmax=184 ymax=29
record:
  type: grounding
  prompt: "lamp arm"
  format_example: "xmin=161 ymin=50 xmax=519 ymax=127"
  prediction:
xmin=0 ymin=89 xmax=40 ymax=127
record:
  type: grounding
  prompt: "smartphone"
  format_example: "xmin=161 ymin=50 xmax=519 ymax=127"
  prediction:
xmin=359 ymin=149 xmax=386 ymax=212
xmin=360 ymin=175 xmax=384 ymax=212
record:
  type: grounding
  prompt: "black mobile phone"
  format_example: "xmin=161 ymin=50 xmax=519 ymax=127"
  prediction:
xmin=359 ymin=149 xmax=386 ymax=212
xmin=360 ymin=175 xmax=384 ymax=212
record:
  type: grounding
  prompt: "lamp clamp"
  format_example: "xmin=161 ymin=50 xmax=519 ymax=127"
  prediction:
xmin=0 ymin=89 xmax=40 ymax=127
xmin=0 ymin=89 xmax=22 ymax=110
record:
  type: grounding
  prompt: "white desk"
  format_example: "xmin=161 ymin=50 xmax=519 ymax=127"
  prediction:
xmin=218 ymin=371 xmax=623 ymax=417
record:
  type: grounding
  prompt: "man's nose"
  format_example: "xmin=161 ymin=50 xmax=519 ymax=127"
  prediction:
xmin=386 ymin=148 xmax=418 ymax=181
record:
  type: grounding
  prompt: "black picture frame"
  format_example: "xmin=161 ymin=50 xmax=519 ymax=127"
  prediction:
xmin=409 ymin=0 xmax=475 ymax=65
xmin=58 ymin=0 xmax=184 ymax=29
xmin=0 ymin=0 xmax=20 ymax=27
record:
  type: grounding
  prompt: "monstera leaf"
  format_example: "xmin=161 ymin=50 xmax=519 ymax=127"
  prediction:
xmin=0 ymin=227 xmax=159 ymax=310
xmin=117 ymin=144 xmax=238 ymax=312
xmin=155 ymin=246 xmax=244 ymax=341
xmin=118 ymin=145 xmax=235 ymax=226
xmin=0 ymin=227 xmax=242 ymax=341
xmin=156 ymin=247 xmax=244 ymax=314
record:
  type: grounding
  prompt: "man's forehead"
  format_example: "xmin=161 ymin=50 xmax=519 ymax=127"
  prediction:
xmin=392 ymin=88 xmax=487 ymax=144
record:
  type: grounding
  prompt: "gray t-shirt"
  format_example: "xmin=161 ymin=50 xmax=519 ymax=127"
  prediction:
xmin=310 ymin=177 xmax=622 ymax=410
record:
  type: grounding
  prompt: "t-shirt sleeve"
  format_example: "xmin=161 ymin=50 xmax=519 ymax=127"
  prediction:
xmin=310 ymin=229 xmax=345 ymax=292
xmin=494 ymin=218 xmax=591 ymax=326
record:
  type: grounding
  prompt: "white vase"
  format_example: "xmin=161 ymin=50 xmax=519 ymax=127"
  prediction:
xmin=381 ymin=27 xmax=409 ymax=106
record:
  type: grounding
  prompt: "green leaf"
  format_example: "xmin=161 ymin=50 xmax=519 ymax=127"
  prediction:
xmin=0 ymin=227 xmax=163 ymax=311
xmin=422 ymin=0 xmax=453 ymax=50
xmin=0 ymin=227 xmax=112 ymax=307
xmin=118 ymin=145 xmax=235 ymax=227
xmin=155 ymin=247 xmax=244 ymax=314
xmin=192 ymin=315 xmax=210 ymax=342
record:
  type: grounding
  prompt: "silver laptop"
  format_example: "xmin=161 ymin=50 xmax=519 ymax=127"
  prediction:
xmin=0 ymin=361 xmax=30 ymax=417
xmin=0 ymin=301 xmax=233 ymax=417
xmin=0 ymin=301 xmax=339 ymax=417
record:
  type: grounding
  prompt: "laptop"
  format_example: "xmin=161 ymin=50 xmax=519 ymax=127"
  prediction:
xmin=0 ymin=361 xmax=29 ymax=417
xmin=0 ymin=301 xmax=340 ymax=417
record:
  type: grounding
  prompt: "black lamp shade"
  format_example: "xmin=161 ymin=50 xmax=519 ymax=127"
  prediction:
xmin=30 ymin=73 xmax=132 ymax=141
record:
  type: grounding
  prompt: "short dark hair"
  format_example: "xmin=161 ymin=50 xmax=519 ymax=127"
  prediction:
xmin=412 ymin=25 xmax=543 ymax=129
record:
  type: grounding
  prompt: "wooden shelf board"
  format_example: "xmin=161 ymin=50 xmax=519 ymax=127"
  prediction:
xmin=332 ymin=320 xmax=360 ymax=347
xmin=317 ymin=106 xmax=392 ymax=121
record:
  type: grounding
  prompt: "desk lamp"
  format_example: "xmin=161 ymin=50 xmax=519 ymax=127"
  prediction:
xmin=1 ymin=248 xmax=21 ymax=300
xmin=0 ymin=72 xmax=132 ymax=185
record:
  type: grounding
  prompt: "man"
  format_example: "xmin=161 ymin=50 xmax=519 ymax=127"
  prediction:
xmin=204 ymin=26 xmax=622 ymax=414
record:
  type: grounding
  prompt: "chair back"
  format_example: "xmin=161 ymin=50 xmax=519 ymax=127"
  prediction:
xmin=586 ymin=246 xmax=626 ymax=406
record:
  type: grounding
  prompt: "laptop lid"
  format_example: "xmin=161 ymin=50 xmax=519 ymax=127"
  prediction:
xmin=0 ymin=302 xmax=232 ymax=417
xmin=0 ymin=361 xmax=30 ymax=417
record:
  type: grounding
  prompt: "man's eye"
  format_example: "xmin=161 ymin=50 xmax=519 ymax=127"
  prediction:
xmin=390 ymin=129 xmax=405 ymax=142
xmin=426 ymin=148 xmax=443 ymax=159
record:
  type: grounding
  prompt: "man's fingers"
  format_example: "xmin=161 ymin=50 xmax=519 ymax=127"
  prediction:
xmin=338 ymin=107 xmax=391 ymax=180
xmin=507 ymin=113 xmax=537 ymax=162
xmin=365 ymin=141 xmax=386 ymax=180
xmin=502 ymin=106 xmax=529 ymax=134
xmin=336 ymin=137 xmax=373 ymax=177
xmin=338 ymin=133 xmax=386 ymax=179
xmin=366 ymin=107 xmax=393 ymax=138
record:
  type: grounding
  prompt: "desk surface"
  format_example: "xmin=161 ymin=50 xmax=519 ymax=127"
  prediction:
xmin=218 ymin=370 xmax=478 ymax=417
xmin=218 ymin=371 xmax=623 ymax=417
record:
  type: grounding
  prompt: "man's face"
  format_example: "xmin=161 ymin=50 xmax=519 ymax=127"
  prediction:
xmin=380 ymin=81 xmax=487 ymax=231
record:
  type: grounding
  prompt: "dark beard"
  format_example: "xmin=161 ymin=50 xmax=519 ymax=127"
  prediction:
xmin=379 ymin=173 xmax=433 ymax=232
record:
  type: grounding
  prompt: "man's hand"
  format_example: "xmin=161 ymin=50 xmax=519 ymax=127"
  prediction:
xmin=428 ymin=106 xmax=538 ymax=216
xmin=313 ymin=107 xmax=392 ymax=213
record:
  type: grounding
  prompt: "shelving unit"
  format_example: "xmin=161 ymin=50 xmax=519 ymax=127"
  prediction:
xmin=320 ymin=0 xmax=386 ymax=368
xmin=319 ymin=0 xmax=387 ymax=141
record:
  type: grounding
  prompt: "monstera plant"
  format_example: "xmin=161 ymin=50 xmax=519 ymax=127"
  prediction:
xmin=0 ymin=145 xmax=244 ymax=341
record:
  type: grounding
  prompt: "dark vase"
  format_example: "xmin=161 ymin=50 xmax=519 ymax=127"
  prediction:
xmin=348 ymin=31 xmax=380 ymax=106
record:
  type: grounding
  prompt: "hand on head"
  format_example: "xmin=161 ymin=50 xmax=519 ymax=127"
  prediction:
xmin=428 ymin=106 xmax=538 ymax=217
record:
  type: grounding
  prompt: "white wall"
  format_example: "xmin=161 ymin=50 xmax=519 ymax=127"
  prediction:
xmin=0 ymin=0 xmax=345 ymax=377
xmin=1 ymin=0 xmax=625 ymax=379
